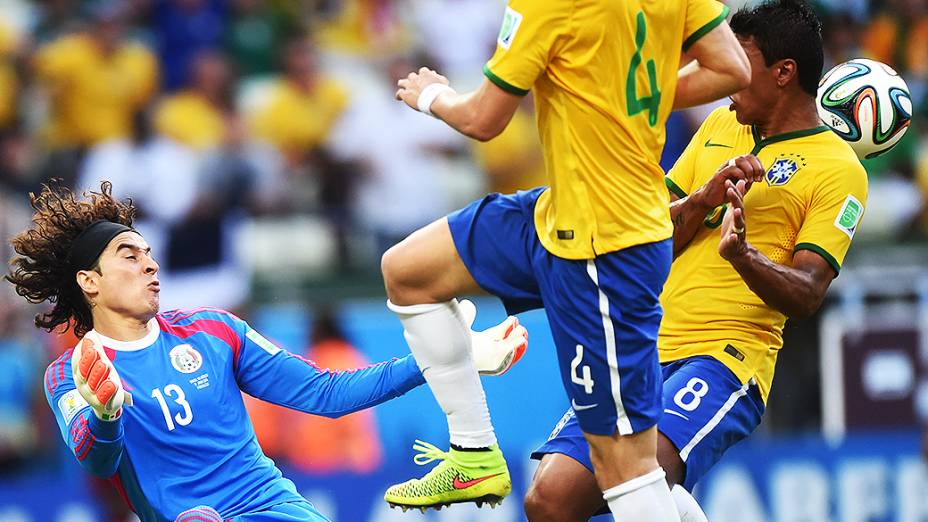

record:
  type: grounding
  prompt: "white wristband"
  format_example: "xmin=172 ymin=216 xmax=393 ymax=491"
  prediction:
xmin=417 ymin=83 xmax=454 ymax=116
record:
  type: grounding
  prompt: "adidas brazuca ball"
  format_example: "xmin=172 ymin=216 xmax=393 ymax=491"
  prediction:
xmin=816 ymin=58 xmax=912 ymax=160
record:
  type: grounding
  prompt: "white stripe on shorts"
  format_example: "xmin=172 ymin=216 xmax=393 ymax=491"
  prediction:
xmin=678 ymin=380 xmax=752 ymax=462
xmin=585 ymin=260 xmax=633 ymax=435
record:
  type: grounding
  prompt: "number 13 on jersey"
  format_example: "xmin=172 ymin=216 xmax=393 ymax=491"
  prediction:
xmin=152 ymin=385 xmax=193 ymax=431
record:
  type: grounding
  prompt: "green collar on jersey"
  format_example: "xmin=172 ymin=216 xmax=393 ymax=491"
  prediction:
xmin=750 ymin=125 xmax=830 ymax=155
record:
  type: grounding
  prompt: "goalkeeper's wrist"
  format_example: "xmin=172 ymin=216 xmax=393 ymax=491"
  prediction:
xmin=92 ymin=407 xmax=122 ymax=422
xmin=416 ymin=83 xmax=454 ymax=117
xmin=88 ymin=411 xmax=123 ymax=440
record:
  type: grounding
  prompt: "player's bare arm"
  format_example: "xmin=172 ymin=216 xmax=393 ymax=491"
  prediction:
xmin=669 ymin=154 xmax=764 ymax=256
xmin=675 ymin=22 xmax=751 ymax=110
xmin=395 ymin=68 xmax=522 ymax=142
xmin=719 ymin=179 xmax=835 ymax=319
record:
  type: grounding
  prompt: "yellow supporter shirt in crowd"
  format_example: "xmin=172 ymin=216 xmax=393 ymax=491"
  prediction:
xmin=0 ymin=61 xmax=15 ymax=130
xmin=661 ymin=107 xmax=869 ymax=401
xmin=0 ymin=20 xmax=17 ymax=129
xmin=250 ymin=77 xmax=348 ymax=157
xmin=154 ymin=91 xmax=225 ymax=150
xmin=34 ymin=34 xmax=157 ymax=147
xmin=484 ymin=0 xmax=729 ymax=259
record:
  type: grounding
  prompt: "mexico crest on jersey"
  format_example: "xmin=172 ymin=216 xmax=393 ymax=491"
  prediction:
xmin=765 ymin=157 xmax=802 ymax=186
xmin=170 ymin=344 xmax=203 ymax=374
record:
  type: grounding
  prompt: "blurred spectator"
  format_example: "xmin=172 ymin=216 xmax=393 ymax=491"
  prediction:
xmin=861 ymin=0 xmax=928 ymax=112
xmin=154 ymin=49 xmax=229 ymax=150
xmin=329 ymin=53 xmax=463 ymax=255
xmin=861 ymin=0 xmax=928 ymax=79
xmin=471 ymin=99 xmax=546 ymax=194
xmin=245 ymin=308 xmax=384 ymax=474
xmin=225 ymin=0 xmax=298 ymax=79
xmin=152 ymin=0 xmax=228 ymax=91
xmin=822 ymin=10 xmax=863 ymax=69
xmin=315 ymin=0 xmax=409 ymax=57
xmin=0 ymin=18 xmax=20 ymax=132
xmin=290 ymin=309 xmax=383 ymax=474
xmin=0 ymin=292 xmax=39 ymax=471
xmin=33 ymin=1 xmax=157 ymax=185
xmin=33 ymin=1 xmax=157 ymax=149
xmin=914 ymin=135 xmax=928 ymax=235
xmin=248 ymin=36 xmax=349 ymax=167
xmin=411 ymin=0 xmax=503 ymax=88
xmin=246 ymin=35 xmax=362 ymax=265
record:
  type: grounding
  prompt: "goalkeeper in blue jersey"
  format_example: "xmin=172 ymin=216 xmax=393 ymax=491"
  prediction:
xmin=5 ymin=181 xmax=528 ymax=522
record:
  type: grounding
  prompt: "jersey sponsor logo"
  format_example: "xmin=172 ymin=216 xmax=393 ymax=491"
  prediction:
xmin=834 ymin=194 xmax=863 ymax=238
xmin=497 ymin=6 xmax=522 ymax=50
xmin=58 ymin=389 xmax=90 ymax=425
xmin=246 ymin=329 xmax=280 ymax=356
xmin=765 ymin=157 xmax=800 ymax=186
xmin=169 ymin=344 xmax=203 ymax=374
xmin=704 ymin=139 xmax=733 ymax=148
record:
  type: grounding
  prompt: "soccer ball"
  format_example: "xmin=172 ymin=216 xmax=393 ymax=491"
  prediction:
xmin=816 ymin=58 xmax=912 ymax=160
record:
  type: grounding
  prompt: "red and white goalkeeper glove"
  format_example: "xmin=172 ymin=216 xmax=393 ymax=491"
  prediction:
xmin=71 ymin=336 xmax=126 ymax=421
xmin=460 ymin=299 xmax=528 ymax=376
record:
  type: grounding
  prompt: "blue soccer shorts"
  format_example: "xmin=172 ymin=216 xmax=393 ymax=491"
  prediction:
xmin=532 ymin=355 xmax=765 ymax=490
xmin=447 ymin=188 xmax=671 ymax=436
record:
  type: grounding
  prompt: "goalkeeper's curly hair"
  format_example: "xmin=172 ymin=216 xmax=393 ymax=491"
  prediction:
xmin=5 ymin=181 xmax=135 ymax=337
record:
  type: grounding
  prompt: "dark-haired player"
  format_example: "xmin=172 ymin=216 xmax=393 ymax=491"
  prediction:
xmin=5 ymin=182 xmax=527 ymax=522
xmin=525 ymin=1 xmax=868 ymax=520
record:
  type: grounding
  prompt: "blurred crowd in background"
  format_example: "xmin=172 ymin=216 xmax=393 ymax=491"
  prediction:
xmin=0 ymin=0 xmax=927 ymax=508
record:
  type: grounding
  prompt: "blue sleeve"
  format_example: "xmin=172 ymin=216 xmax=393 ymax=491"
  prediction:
xmin=44 ymin=355 xmax=124 ymax=477
xmin=230 ymin=319 xmax=426 ymax=418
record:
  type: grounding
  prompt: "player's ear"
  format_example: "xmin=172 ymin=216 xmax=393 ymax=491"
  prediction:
xmin=774 ymin=59 xmax=798 ymax=88
xmin=76 ymin=269 xmax=100 ymax=299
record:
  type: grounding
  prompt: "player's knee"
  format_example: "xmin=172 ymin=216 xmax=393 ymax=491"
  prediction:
xmin=382 ymin=239 xmax=447 ymax=305
xmin=524 ymin=480 xmax=570 ymax=522
xmin=381 ymin=243 xmax=416 ymax=301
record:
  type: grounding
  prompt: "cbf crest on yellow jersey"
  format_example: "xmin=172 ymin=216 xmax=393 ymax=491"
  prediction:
xmin=484 ymin=0 xmax=729 ymax=259
xmin=661 ymin=107 xmax=869 ymax=402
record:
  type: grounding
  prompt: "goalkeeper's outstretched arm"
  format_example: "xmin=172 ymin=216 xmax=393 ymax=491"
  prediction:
xmin=231 ymin=303 xmax=527 ymax=418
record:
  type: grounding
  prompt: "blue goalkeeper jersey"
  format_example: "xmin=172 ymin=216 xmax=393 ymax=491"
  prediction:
xmin=44 ymin=307 xmax=425 ymax=521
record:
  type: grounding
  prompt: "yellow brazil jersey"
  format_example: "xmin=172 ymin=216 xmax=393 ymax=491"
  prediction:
xmin=661 ymin=107 xmax=869 ymax=402
xmin=484 ymin=0 xmax=729 ymax=259
xmin=154 ymin=91 xmax=225 ymax=150
xmin=250 ymin=77 xmax=349 ymax=158
xmin=34 ymin=34 xmax=157 ymax=147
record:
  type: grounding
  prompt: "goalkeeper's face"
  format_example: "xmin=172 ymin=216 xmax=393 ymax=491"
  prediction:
xmin=91 ymin=232 xmax=161 ymax=321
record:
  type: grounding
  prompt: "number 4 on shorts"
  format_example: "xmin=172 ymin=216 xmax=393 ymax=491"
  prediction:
xmin=571 ymin=344 xmax=595 ymax=394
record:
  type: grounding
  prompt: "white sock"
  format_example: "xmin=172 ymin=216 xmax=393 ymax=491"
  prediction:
xmin=671 ymin=485 xmax=708 ymax=522
xmin=603 ymin=468 xmax=681 ymax=522
xmin=388 ymin=300 xmax=496 ymax=448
